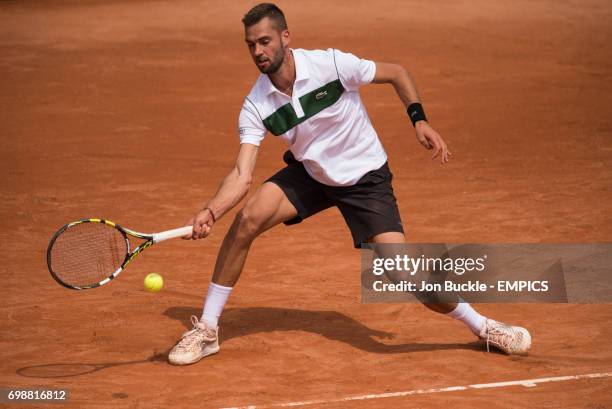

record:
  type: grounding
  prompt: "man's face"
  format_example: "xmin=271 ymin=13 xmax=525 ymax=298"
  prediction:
xmin=245 ymin=17 xmax=289 ymax=74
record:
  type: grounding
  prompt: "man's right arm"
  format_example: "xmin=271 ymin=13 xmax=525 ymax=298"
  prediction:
xmin=185 ymin=143 xmax=259 ymax=239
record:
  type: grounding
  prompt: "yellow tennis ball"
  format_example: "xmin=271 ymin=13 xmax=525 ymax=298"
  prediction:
xmin=144 ymin=273 xmax=163 ymax=293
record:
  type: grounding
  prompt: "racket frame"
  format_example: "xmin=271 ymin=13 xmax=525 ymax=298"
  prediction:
xmin=47 ymin=218 xmax=190 ymax=290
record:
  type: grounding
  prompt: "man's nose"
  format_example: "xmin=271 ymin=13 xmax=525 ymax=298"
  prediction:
xmin=254 ymin=44 xmax=264 ymax=56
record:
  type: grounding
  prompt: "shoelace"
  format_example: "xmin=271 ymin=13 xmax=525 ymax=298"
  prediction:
xmin=484 ymin=321 xmax=517 ymax=353
xmin=175 ymin=316 xmax=216 ymax=352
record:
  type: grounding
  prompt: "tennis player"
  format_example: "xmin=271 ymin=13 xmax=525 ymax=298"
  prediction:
xmin=169 ymin=3 xmax=531 ymax=365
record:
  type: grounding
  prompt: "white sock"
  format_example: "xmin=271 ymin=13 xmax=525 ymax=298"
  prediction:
xmin=201 ymin=282 xmax=233 ymax=328
xmin=446 ymin=302 xmax=486 ymax=336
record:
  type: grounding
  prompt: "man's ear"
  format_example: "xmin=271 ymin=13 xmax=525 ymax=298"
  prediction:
xmin=281 ymin=30 xmax=290 ymax=47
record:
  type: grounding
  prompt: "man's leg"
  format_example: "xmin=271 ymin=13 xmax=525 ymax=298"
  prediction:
xmin=169 ymin=182 xmax=297 ymax=365
xmin=368 ymin=231 xmax=531 ymax=354
xmin=331 ymin=162 xmax=530 ymax=355
xmin=368 ymin=231 xmax=459 ymax=314
xmin=200 ymin=182 xmax=298 ymax=327
xmin=211 ymin=182 xmax=298 ymax=287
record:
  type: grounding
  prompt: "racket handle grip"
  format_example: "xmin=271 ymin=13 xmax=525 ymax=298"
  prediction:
xmin=153 ymin=226 xmax=193 ymax=243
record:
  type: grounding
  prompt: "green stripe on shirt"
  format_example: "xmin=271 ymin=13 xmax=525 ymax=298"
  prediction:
xmin=263 ymin=79 xmax=345 ymax=136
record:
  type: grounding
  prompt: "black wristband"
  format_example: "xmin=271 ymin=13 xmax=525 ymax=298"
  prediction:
xmin=407 ymin=102 xmax=427 ymax=126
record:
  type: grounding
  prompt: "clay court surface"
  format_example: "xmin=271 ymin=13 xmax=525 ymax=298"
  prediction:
xmin=1 ymin=0 xmax=612 ymax=407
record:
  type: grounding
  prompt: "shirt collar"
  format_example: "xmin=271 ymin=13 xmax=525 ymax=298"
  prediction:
xmin=261 ymin=49 xmax=309 ymax=96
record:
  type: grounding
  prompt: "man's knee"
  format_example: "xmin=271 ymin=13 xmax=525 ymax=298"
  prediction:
xmin=232 ymin=206 xmax=267 ymax=244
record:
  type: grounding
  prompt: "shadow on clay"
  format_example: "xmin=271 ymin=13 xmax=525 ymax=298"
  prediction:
xmin=164 ymin=306 xmax=483 ymax=354
xmin=15 ymin=307 xmax=487 ymax=378
xmin=15 ymin=352 xmax=167 ymax=378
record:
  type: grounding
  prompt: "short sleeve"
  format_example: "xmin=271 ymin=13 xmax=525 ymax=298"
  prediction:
xmin=238 ymin=99 xmax=266 ymax=146
xmin=332 ymin=49 xmax=376 ymax=92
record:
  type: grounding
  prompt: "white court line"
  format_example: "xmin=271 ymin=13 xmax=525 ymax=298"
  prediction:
xmin=221 ymin=371 xmax=612 ymax=409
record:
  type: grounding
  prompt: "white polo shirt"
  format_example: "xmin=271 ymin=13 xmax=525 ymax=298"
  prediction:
xmin=238 ymin=48 xmax=387 ymax=186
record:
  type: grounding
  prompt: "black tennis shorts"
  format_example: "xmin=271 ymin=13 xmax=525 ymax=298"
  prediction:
xmin=266 ymin=151 xmax=404 ymax=248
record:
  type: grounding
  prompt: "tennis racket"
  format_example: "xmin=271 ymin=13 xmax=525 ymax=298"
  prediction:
xmin=47 ymin=218 xmax=192 ymax=290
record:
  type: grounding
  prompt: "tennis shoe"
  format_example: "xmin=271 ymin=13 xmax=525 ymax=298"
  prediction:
xmin=168 ymin=316 xmax=219 ymax=365
xmin=478 ymin=319 xmax=531 ymax=355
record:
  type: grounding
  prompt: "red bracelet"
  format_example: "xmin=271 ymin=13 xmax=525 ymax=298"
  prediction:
xmin=203 ymin=207 xmax=216 ymax=223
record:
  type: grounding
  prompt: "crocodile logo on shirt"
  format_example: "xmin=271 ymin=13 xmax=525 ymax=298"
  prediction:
xmin=315 ymin=91 xmax=328 ymax=100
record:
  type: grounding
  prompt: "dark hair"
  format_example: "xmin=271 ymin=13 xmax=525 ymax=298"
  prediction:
xmin=242 ymin=3 xmax=288 ymax=31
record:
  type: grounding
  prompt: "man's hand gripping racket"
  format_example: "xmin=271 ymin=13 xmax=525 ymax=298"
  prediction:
xmin=47 ymin=219 xmax=193 ymax=290
xmin=184 ymin=207 xmax=216 ymax=240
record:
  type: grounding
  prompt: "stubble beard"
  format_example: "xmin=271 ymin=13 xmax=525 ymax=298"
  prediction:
xmin=257 ymin=44 xmax=286 ymax=74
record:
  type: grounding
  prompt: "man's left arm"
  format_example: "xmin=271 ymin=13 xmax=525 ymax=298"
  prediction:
xmin=373 ymin=62 xmax=451 ymax=163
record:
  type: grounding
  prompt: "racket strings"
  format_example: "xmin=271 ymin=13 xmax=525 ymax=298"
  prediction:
xmin=49 ymin=222 xmax=128 ymax=287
